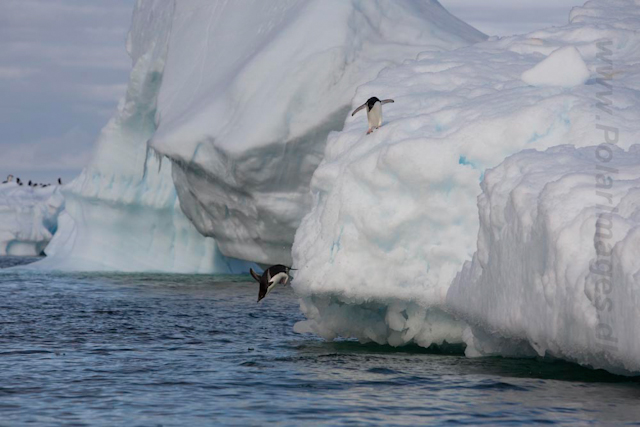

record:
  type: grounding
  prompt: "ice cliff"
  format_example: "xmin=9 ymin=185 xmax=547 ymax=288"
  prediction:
xmin=292 ymin=0 xmax=640 ymax=364
xmin=448 ymin=145 xmax=640 ymax=375
xmin=31 ymin=0 xmax=483 ymax=272
xmin=147 ymin=0 xmax=486 ymax=266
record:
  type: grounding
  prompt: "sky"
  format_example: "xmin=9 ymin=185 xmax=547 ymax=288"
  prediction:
xmin=0 ymin=0 xmax=585 ymax=185
xmin=0 ymin=0 xmax=133 ymax=184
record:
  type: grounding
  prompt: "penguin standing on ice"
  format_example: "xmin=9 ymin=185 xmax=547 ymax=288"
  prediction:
xmin=250 ymin=265 xmax=295 ymax=302
xmin=351 ymin=97 xmax=394 ymax=134
xmin=2 ymin=175 xmax=13 ymax=184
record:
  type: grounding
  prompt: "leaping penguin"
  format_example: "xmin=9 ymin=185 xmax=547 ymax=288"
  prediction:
xmin=351 ymin=97 xmax=394 ymax=134
xmin=250 ymin=264 xmax=295 ymax=302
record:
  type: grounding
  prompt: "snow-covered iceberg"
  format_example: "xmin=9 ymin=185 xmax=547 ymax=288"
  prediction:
xmin=448 ymin=145 xmax=640 ymax=375
xmin=0 ymin=184 xmax=63 ymax=257
xmin=147 ymin=0 xmax=486 ymax=266
xmin=292 ymin=0 xmax=640 ymax=351
xmin=32 ymin=1 xmax=252 ymax=273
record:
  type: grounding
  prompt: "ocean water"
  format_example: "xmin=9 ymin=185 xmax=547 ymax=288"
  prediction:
xmin=1 ymin=257 xmax=639 ymax=426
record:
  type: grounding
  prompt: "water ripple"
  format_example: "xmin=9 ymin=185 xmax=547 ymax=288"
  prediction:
xmin=1 ymin=256 xmax=640 ymax=425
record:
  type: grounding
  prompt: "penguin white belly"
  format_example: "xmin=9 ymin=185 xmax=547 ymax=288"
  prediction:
xmin=367 ymin=102 xmax=382 ymax=129
xmin=269 ymin=272 xmax=289 ymax=287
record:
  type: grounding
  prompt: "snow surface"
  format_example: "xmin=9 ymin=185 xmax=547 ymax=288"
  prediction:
xmin=31 ymin=1 xmax=253 ymax=273
xmin=147 ymin=0 xmax=486 ymax=266
xmin=0 ymin=183 xmax=62 ymax=256
xmin=448 ymin=145 xmax=640 ymax=375
xmin=521 ymin=46 xmax=591 ymax=87
xmin=292 ymin=0 xmax=640 ymax=359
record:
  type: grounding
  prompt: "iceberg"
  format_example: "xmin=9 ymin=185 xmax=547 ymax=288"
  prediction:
xmin=30 ymin=0 xmax=484 ymax=272
xmin=0 ymin=183 xmax=63 ymax=257
xmin=17 ymin=0 xmax=640 ymax=375
xmin=448 ymin=145 xmax=640 ymax=375
xmin=292 ymin=0 xmax=640 ymax=355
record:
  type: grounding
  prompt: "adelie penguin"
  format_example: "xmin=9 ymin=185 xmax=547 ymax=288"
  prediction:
xmin=250 ymin=264 xmax=295 ymax=302
xmin=351 ymin=96 xmax=394 ymax=135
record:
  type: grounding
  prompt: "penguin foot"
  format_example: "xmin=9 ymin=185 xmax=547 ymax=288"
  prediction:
xmin=366 ymin=129 xmax=372 ymax=134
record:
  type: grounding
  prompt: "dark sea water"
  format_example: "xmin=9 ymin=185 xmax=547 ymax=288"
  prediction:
xmin=1 ymin=256 xmax=640 ymax=426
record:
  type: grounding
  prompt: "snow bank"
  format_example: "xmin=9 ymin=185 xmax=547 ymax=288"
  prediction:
xmin=448 ymin=145 xmax=640 ymax=375
xmin=31 ymin=1 xmax=253 ymax=273
xmin=148 ymin=0 xmax=486 ymax=266
xmin=0 ymin=184 xmax=63 ymax=256
xmin=521 ymin=46 xmax=590 ymax=87
xmin=292 ymin=0 xmax=640 ymax=351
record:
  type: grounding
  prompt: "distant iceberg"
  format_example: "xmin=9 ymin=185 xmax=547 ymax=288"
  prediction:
xmin=0 ymin=184 xmax=63 ymax=257
xmin=32 ymin=1 xmax=252 ymax=273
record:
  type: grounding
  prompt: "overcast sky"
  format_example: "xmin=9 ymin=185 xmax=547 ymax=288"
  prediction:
xmin=0 ymin=0 xmax=585 ymax=185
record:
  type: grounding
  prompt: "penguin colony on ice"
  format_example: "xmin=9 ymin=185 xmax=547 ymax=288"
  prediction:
xmin=1 ymin=175 xmax=63 ymax=187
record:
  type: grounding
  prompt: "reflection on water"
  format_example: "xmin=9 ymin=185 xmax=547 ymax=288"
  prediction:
xmin=1 ymin=257 xmax=639 ymax=425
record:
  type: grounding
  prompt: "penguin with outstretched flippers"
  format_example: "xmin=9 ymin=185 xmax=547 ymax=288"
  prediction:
xmin=351 ymin=96 xmax=394 ymax=134
xmin=250 ymin=265 xmax=295 ymax=302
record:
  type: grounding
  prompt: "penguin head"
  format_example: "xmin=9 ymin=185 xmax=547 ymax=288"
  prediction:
xmin=366 ymin=97 xmax=380 ymax=111
xmin=258 ymin=272 xmax=274 ymax=303
xmin=250 ymin=268 xmax=270 ymax=302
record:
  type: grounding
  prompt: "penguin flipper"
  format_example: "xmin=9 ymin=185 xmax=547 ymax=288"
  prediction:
xmin=351 ymin=103 xmax=367 ymax=117
xmin=249 ymin=268 xmax=262 ymax=283
xmin=381 ymin=99 xmax=394 ymax=105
